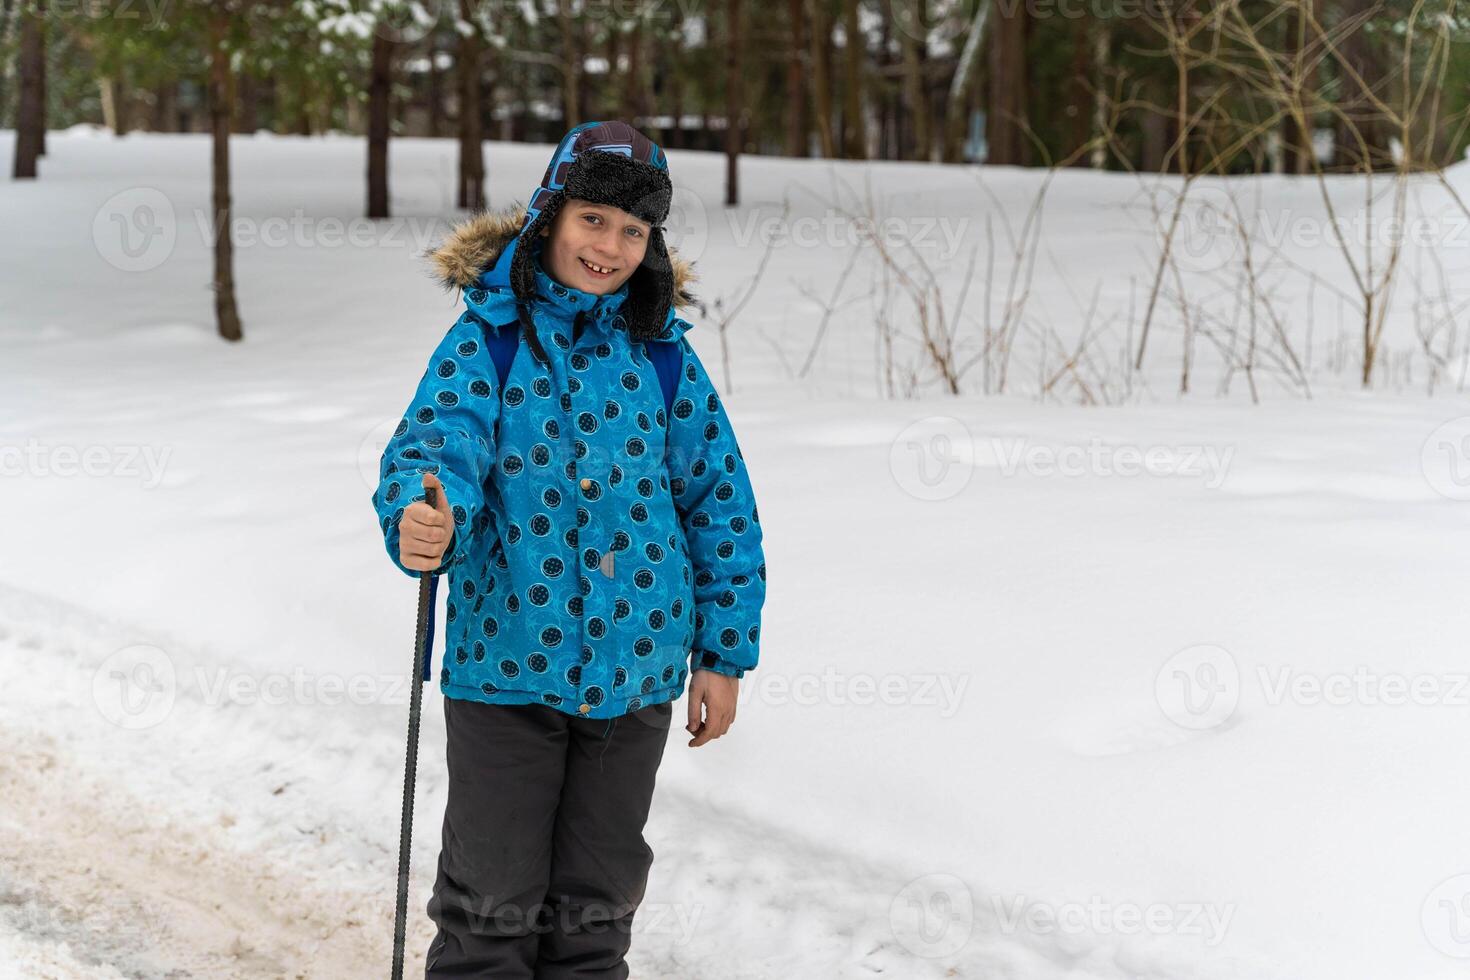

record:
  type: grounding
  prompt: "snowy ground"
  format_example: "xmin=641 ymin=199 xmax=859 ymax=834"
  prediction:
xmin=4 ymin=128 xmax=1470 ymax=978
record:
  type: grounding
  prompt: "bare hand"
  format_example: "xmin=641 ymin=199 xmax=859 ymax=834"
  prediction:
xmin=399 ymin=472 xmax=455 ymax=571
xmin=686 ymin=669 xmax=739 ymax=747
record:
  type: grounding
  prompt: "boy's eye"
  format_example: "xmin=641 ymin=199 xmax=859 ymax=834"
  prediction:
xmin=625 ymin=227 xmax=643 ymax=239
xmin=582 ymin=214 xmax=601 ymax=225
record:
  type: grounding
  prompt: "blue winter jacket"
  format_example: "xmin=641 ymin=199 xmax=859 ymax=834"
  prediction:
xmin=371 ymin=205 xmax=766 ymax=720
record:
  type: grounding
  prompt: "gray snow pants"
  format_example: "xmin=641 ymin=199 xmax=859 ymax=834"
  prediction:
xmin=424 ymin=696 xmax=674 ymax=979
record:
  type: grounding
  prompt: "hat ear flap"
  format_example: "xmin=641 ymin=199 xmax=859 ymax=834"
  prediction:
xmin=623 ymin=226 xmax=675 ymax=342
xmin=509 ymin=189 xmax=566 ymax=302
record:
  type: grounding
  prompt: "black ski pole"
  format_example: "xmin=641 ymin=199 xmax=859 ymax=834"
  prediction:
xmin=392 ymin=484 xmax=437 ymax=980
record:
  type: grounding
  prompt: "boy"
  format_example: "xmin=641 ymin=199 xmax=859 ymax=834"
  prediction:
xmin=371 ymin=120 xmax=766 ymax=978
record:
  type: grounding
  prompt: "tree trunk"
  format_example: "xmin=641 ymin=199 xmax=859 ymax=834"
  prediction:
xmin=1065 ymin=14 xmax=1091 ymax=166
xmin=1334 ymin=0 xmax=1391 ymax=171
xmin=99 ymin=76 xmax=118 ymax=134
xmin=840 ymin=0 xmax=865 ymax=158
xmin=428 ymin=38 xmax=444 ymax=139
xmin=209 ymin=6 xmax=243 ymax=342
xmin=1279 ymin=1 xmax=1308 ymax=172
xmin=457 ymin=1 xmax=484 ymax=211
xmin=985 ymin=0 xmax=1027 ymax=165
xmin=36 ymin=0 xmax=45 ymax=156
xmin=897 ymin=0 xmax=931 ymax=161
xmin=666 ymin=4 xmax=686 ymax=148
xmin=151 ymin=80 xmax=178 ymax=132
xmin=876 ymin=0 xmax=895 ymax=158
xmin=810 ymin=0 xmax=835 ymax=158
xmin=623 ymin=15 xmax=645 ymax=125
xmin=557 ymin=0 xmax=581 ymax=125
xmin=12 ymin=0 xmax=44 ymax=178
xmin=1090 ymin=22 xmax=1108 ymax=169
xmin=233 ymin=70 xmax=258 ymax=134
xmin=1140 ymin=76 xmax=1169 ymax=172
xmin=785 ymin=0 xmax=808 ymax=156
xmin=725 ymin=0 xmax=743 ymax=206
xmin=0 ymin=0 xmax=16 ymax=119
xmin=367 ymin=32 xmax=394 ymax=219
xmin=942 ymin=0 xmax=988 ymax=162
xmin=603 ymin=27 xmax=619 ymax=122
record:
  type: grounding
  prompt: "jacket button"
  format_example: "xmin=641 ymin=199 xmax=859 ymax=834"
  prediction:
xmin=578 ymin=703 xmax=591 ymax=714
xmin=580 ymin=478 xmax=592 ymax=491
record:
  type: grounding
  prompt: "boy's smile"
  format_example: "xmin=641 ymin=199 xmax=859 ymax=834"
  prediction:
xmin=540 ymin=199 xmax=651 ymax=297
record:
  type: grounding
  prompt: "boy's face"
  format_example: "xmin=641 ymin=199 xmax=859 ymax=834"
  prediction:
xmin=539 ymin=199 xmax=651 ymax=296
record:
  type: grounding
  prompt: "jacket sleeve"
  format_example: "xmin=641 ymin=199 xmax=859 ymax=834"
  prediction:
xmin=372 ymin=313 xmax=501 ymax=578
xmin=664 ymin=336 xmax=767 ymax=679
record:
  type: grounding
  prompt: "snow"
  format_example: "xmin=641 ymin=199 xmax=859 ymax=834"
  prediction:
xmin=4 ymin=128 xmax=1470 ymax=978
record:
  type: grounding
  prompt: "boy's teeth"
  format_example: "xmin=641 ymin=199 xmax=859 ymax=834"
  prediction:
xmin=581 ymin=258 xmax=611 ymax=274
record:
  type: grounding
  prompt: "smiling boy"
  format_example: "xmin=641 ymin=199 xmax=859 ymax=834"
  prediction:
xmin=371 ymin=120 xmax=766 ymax=978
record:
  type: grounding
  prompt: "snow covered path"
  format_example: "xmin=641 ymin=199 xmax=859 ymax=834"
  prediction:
xmin=0 ymin=584 xmax=1168 ymax=980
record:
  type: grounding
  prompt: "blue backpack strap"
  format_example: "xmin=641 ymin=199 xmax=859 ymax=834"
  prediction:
xmin=481 ymin=318 xmax=521 ymax=390
xmin=645 ymin=340 xmax=682 ymax=417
